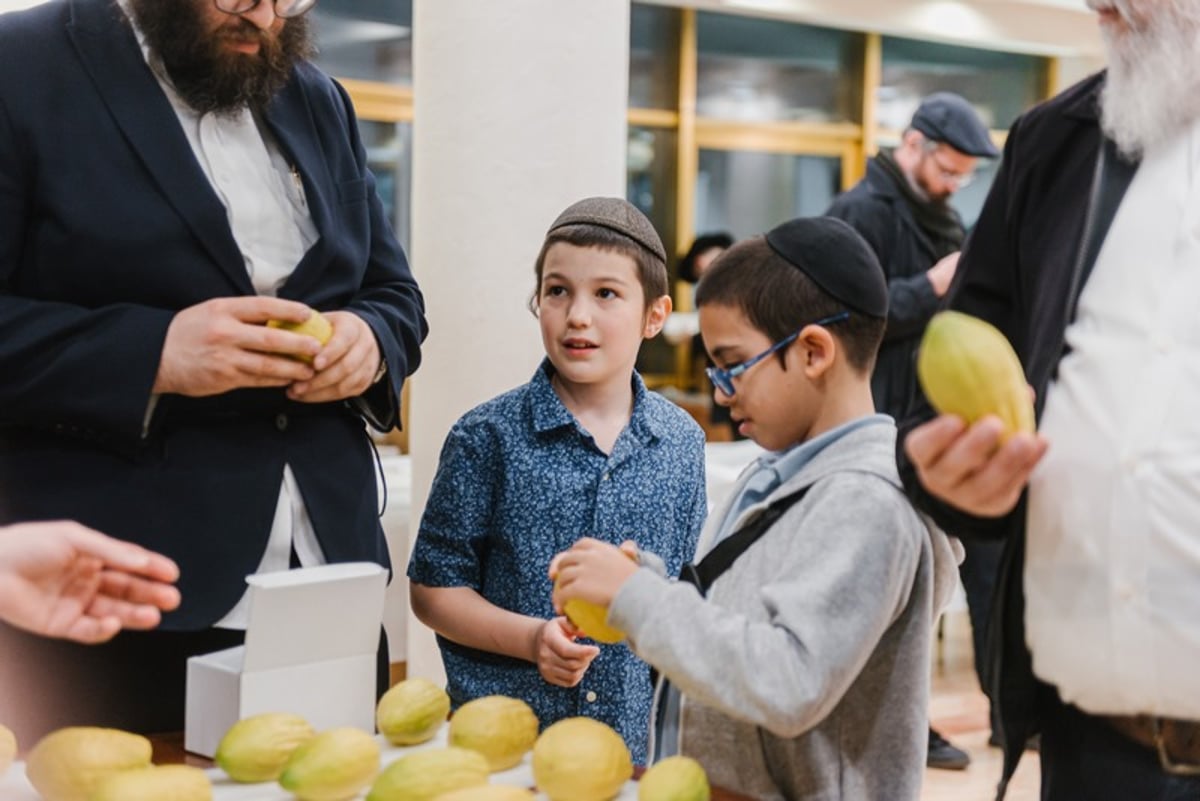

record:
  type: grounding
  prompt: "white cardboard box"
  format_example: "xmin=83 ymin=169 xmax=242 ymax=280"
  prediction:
xmin=184 ymin=562 xmax=387 ymax=758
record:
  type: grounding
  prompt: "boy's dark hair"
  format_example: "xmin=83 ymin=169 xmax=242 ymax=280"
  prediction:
xmin=695 ymin=237 xmax=885 ymax=373
xmin=529 ymin=224 xmax=669 ymax=314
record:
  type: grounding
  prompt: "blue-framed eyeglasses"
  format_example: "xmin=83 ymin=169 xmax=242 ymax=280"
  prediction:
xmin=214 ymin=0 xmax=317 ymax=18
xmin=706 ymin=311 xmax=850 ymax=398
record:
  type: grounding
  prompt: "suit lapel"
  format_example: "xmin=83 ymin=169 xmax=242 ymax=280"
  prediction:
xmin=66 ymin=0 xmax=252 ymax=294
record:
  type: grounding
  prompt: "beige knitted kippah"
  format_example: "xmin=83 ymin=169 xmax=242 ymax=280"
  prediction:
xmin=546 ymin=196 xmax=667 ymax=262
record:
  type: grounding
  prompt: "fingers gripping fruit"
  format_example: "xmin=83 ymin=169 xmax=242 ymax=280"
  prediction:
xmin=555 ymin=546 xmax=637 ymax=644
xmin=267 ymin=310 xmax=334 ymax=364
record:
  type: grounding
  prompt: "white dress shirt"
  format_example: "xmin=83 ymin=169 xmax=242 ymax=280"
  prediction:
xmin=1026 ymin=118 xmax=1200 ymax=718
xmin=120 ymin=1 xmax=327 ymax=628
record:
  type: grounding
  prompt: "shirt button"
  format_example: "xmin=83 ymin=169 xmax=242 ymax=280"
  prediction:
xmin=585 ymin=690 xmax=598 ymax=703
xmin=1116 ymin=582 xmax=1136 ymax=601
xmin=601 ymin=472 xmax=610 ymax=482
xmin=275 ymin=413 xmax=289 ymax=431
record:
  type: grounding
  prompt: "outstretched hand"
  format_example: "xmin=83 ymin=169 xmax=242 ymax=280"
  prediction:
xmin=0 ymin=521 xmax=181 ymax=644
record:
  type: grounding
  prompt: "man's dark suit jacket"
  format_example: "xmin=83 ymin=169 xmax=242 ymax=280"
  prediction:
xmin=0 ymin=0 xmax=428 ymax=629
xmin=897 ymin=72 xmax=1140 ymax=798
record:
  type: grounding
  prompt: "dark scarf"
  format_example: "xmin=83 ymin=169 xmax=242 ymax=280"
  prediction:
xmin=876 ymin=149 xmax=965 ymax=259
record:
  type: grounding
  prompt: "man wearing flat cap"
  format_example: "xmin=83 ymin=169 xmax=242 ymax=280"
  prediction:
xmin=826 ymin=91 xmax=998 ymax=771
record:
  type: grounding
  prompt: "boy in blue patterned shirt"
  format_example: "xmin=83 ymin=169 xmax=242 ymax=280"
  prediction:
xmin=407 ymin=197 xmax=707 ymax=764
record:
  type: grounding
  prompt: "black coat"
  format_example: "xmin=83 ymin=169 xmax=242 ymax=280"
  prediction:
xmin=0 ymin=0 xmax=428 ymax=628
xmin=826 ymin=158 xmax=959 ymax=420
xmin=896 ymin=72 xmax=1139 ymax=799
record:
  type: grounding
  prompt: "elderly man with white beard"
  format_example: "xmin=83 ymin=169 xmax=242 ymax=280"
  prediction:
xmin=895 ymin=1 xmax=1200 ymax=798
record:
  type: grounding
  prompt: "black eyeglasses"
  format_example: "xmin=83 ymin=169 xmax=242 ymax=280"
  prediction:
xmin=214 ymin=0 xmax=317 ymax=18
xmin=705 ymin=312 xmax=850 ymax=398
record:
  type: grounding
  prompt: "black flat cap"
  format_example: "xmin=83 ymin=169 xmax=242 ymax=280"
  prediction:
xmin=764 ymin=216 xmax=888 ymax=318
xmin=910 ymin=92 xmax=999 ymax=158
xmin=547 ymin=197 xmax=667 ymax=262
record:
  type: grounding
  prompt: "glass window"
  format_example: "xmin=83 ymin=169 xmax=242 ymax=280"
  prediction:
xmin=696 ymin=150 xmax=842 ymax=239
xmin=628 ymin=125 xmax=678 ymax=379
xmin=950 ymin=157 xmax=999 ymax=232
xmin=630 ymin=4 xmax=680 ymax=110
xmin=309 ymin=0 xmax=413 ymax=86
xmin=624 ymin=124 xmax=681 ymax=381
xmin=696 ymin=12 xmax=862 ymax=123
xmin=359 ymin=120 xmax=413 ymax=254
xmin=879 ymin=37 xmax=1047 ymax=132
xmin=627 ymin=126 xmax=678 ymax=265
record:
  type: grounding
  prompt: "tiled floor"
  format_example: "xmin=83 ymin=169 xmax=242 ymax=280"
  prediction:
xmin=923 ymin=611 xmax=1040 ymax=801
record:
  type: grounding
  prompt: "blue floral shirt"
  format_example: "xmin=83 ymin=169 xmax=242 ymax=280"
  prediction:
xmin=408 ymin=360 xmax=707 ymax=764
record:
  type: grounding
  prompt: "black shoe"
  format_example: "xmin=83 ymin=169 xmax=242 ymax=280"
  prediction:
xmin=928 ymin=727 xmax=971 ymax=770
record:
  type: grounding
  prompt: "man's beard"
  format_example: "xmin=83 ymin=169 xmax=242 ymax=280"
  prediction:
xmin=1099 ymin=0 xmax=1200 ymax=159
xmin=909 ymin=164 xmax=950 ymax=206
xmin=128 ymin=0 xmax=314 ymax=116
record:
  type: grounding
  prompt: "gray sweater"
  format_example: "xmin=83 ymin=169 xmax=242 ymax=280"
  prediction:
xmin=609 ymin=422 xmax=959 ymax=800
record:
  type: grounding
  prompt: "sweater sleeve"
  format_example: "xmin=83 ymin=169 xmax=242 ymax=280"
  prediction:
xmin=608 ymin=478 xmax=923 ymax=738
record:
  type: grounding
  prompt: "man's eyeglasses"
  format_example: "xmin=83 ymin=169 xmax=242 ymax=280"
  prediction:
xmin=922 ymin=142 xmax=976 ymax=188
xmin=214 ymin=0 xmax=317 ymax=18
xmin=706 ymin=312 xmax=850 ymax=398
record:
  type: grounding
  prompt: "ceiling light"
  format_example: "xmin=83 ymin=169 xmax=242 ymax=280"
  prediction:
xmin=907 ymin=1 xmax=993 ymax=40
xmin=0 ymin=0 xmax=50 ymax=12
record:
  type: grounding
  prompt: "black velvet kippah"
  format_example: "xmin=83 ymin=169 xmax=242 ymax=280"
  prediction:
xmin=764 ymin=216 xmax=888 ymax=318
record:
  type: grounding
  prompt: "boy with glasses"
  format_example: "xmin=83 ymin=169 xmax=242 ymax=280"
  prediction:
xmin=552 ymin=216 xmax=959 ymax=800
xmin=827 ymin=91 xmax=999 ymax=769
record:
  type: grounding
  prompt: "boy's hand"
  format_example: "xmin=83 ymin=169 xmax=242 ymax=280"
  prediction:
xmin=905 ymin=413 xmax=1048 ymax=518
xmin=550 ymin=537 xmax=640 ymax=612
xmin=533 ymin=617 xmax=599 ymax=687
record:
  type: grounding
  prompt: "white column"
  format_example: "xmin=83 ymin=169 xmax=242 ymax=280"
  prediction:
xmin=404 ymin=0 xmax=632 ymax=685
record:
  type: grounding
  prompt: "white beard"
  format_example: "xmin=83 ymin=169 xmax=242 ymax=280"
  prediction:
xmin=1100 ymin=0 xmax=1200 ymax=159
